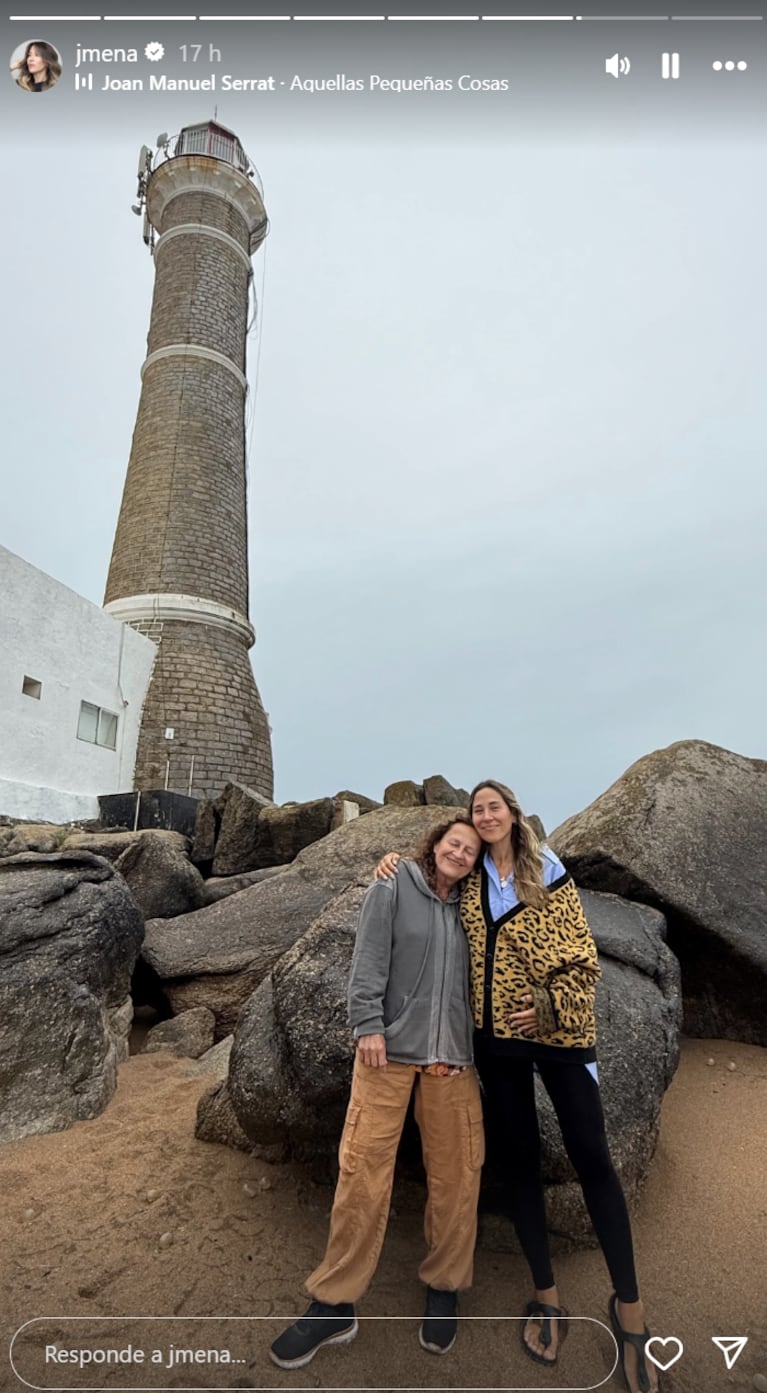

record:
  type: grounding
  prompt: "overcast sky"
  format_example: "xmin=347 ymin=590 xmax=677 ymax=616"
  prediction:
xmin=2 ymin=64 xmax=765 ymax=829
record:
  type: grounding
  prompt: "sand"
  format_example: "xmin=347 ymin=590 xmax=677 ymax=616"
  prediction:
xmin=2 ymin=1038 xmax=765 ymax=1393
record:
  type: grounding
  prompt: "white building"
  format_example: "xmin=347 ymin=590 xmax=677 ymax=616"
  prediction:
xmin=0 ymin=546 xmax=156 ymax=823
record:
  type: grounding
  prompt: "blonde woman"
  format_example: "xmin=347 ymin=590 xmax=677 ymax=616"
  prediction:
xmin=11 ymin=41 xmax=61 ymax=91
xmin=376 ymin=780 xmax=658 ymax=1393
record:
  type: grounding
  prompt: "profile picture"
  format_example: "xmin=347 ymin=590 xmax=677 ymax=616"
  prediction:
xmin=10 ymin=39 xmax=62 ymax=92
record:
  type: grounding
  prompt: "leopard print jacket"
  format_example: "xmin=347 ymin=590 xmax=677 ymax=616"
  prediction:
xmin=461 ymin=867 xmax=600 ymax=1050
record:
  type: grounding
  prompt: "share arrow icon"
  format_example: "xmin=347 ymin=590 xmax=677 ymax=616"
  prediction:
xmin=712 ymin=1336 xmax=748 ymax=1370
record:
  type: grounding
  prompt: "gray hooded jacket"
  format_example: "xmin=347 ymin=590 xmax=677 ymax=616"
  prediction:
xmin=348 ymin=859 xmax=474 ymax=1067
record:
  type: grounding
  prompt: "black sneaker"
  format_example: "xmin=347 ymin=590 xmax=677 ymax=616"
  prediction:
xmin=419 ymin=1287 xmax=458 ymax=1355
xmin=270 ymin=1300 xmax=358 ymax=1370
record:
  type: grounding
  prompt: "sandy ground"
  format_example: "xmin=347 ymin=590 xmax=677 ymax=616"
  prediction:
xmin=2 ymin=1038 xmax=765 ymax=1393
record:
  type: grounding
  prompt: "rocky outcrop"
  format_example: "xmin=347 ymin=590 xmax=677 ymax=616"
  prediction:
xmin=59 ymin=829 xmax=203 ymax=920
xmin=331 ymin=800 xmax=361 ymax=830
xmin=423 ymin=775 xmax=468 ymax=807
xmin=0 ymin=851 xmax=143 ymax=1144
xmin=186 ymin=1034 xmax=234 ymax=1079
xmin=226 ymin=891 xmax=679 ymax=1197
xmin=0 ymin=823 xmax=68 ymax=857
xmin=195 ymin=1079 xmax=252 ymax=1152
xmin=190 ymin=1036 xmax=250 ymax=1154
xmin=383 ymin=780 xmax=425 ymax=806
xmin=143 ymin=1007 xmax=215 ymax=1058
xmin=333 ymin=790 xmax=382 ymax=814
xmin=551 ymin=740 xmax=767 ymax=1045
xmin=61 ymin=829 xmax=150 ymax=862
xmin=225 ymin=870 xmax=680 ymax=1242
xmin=114 ymin=833 xmax=205 ymax=920
xmin=201 ymin=866 xmax=287 ymax=906
xmin=228 ymin=888 xmax=366 ymax=1155
xmin=140 ymin=805 xmax=464 ymax=1039
xmin=383 ymin=776 xmax=469 ymax=808
xmin=211 ymin=788 xmax=336 ymax=877
xmin=190 ymin=797 xmax=221 ymax=870
xmin=209 ymin=783 xmax=273 ymax=877
xmin=141 ymin=871 xmax=332 ymax=1038
xmin=255 ymin=799 xmax=336 ymax=868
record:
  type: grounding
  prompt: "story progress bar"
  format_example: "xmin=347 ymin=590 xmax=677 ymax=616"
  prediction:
xmin=8 ymin=10 xmax=766 ymax=18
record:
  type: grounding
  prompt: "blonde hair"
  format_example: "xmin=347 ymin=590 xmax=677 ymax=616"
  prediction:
xmin=468 ymin=779 xmax=547 ymax=911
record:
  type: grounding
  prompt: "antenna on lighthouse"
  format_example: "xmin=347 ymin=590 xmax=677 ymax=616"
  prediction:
xmin=131 ymin=143 xmax=155 ymax=246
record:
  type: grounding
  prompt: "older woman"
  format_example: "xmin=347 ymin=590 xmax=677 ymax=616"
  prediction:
xmin=376 ymin=780 xmax=659 ymax=1393
xmin=270 ymin=815 xmax=484 ymax=1372
xmin=11 ymin=41 xmax=61 ymax=91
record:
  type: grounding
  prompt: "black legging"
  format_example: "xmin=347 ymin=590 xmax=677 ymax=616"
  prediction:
xmin=477 ymin=1050 xmax=639 ymax=1304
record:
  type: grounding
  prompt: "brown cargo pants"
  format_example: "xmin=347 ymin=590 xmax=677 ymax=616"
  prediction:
xmin=306 ymin=1056 xmax=485 ymax=1304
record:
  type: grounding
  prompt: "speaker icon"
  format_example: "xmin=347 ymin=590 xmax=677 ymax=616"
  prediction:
xmin=605 ymin=52 xmax=631 ymax=78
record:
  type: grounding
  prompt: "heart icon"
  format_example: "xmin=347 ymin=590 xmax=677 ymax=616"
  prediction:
xmin=645 ymin=1336 xmax=684 ymax=1371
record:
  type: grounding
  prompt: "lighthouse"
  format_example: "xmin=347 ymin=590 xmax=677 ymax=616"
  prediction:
xmin=104 ymin=121 xmax=273 ymax=800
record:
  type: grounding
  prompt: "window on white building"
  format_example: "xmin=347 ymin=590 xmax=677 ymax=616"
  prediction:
xmin=77 ymin=701 xmax=118 ymax=751
xmin=22 ymin=675 xmax=42 ymax=699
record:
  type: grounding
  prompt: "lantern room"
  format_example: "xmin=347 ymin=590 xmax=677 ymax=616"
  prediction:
xmin=175 ymin=120 xmax=250 ymax=175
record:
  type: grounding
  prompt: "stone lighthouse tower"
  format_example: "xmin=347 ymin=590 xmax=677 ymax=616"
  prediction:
xmin=104 ymin=121 xmax=273 ymax=800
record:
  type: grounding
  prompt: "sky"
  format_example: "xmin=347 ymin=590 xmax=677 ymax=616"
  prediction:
xmin=2 ymin=17 xmax=765 ymax=831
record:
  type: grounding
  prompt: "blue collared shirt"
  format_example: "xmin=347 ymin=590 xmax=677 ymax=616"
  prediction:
xmin=483 ymin=846 xmax=566 ymax=921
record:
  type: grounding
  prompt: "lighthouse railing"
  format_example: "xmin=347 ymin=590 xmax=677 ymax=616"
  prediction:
xmin=153 ymin=130 xmax=264 ymax=195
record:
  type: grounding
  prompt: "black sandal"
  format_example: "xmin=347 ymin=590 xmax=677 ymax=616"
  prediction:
xmin=520 ymin=1300 xmax=569 ymax=1367
xmin=609 ymin=1293 xmax=658 ymax=1393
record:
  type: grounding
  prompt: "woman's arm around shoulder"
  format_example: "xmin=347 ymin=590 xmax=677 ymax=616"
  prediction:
xmin=373 ymin=852 xmax=401 ymax=880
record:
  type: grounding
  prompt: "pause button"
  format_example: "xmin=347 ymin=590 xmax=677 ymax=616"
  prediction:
xmin=662 ymin=52 xmax=680 ymax=79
